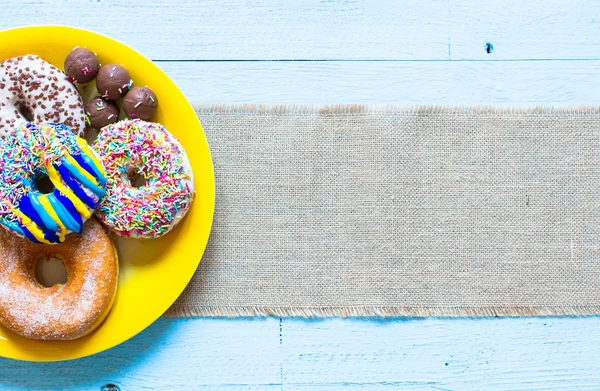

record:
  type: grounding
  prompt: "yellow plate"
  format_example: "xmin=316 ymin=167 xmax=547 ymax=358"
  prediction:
xmin=0 ymin=26 xmax=215 ymax=361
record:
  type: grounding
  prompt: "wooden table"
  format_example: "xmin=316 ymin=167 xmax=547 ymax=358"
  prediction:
xmin=2 ymin=1 xmax=600 ymax=389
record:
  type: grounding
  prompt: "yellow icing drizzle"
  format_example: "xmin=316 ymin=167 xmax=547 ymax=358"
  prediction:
xmin=39 ymin=194 xmax=67 ymax=242
xmin=46 ymin=165 xmax=92 ymax=219
xmin=76 ymin=137 xmax=106 ymax=177
xmin=64 ymin=154 xmax=99 ymax=186
xmin=11 ymin=208 xmax=52 ymax=244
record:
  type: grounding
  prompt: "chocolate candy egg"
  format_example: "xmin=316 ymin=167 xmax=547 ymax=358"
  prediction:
xmin=64 ymin=48 xmax=100 ymax=84
xmin=85 ymin=96 xmax=120 ymax=130
xmin=96 ymin=64 xmax=131 ymax=100
xmin=122 ymin=86 xmax=158 ymax=121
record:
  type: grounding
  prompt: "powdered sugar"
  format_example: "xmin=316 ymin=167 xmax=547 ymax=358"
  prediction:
xmin=0 ymin=219 xmax=118 ymax=340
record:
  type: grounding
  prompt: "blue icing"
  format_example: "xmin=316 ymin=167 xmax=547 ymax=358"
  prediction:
xmin=42 ymin=228 xmax=60 ymax=244
xmin=55 ymin=164 xmax=96 ymax=209
xmin=73 ymin=153 xmax=106 ymax=185
xmin=19 ymin=224 xmax=40 ymax=244
xmin=28 ymin=193 xmax=58 ymax=232
xmin=17 ymin=194 xmax=66 ymax=241
xmin=0 ymin=122 xmax=108 ymax=243
xmin=61 ymin=159 xmax=105 ymax=197
xmin=0 ymin=219 xmax=25 ymax=236
xmin=18 ymin=195 xmax=48 ymax=231
xmin=54 ymin=190 xmax=83 ymax=233
xmin=47 ymin=193 xmax=81 ymax=234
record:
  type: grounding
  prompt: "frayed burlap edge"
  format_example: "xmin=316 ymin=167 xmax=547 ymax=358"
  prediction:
xmin=166 ymin=305 xmax=600 ymax=318
xmin=193 ymin=104 xmax=600 ymax=117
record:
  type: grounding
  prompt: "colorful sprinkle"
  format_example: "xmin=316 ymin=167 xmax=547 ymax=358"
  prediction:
xmin=0 ymin=122 xmax=106 ymax=243
xmin=92 ymin=120 xmax=194 ymax=238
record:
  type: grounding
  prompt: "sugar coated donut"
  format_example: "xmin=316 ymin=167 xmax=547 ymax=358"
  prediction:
xmin=0 ymin=122 xmax=107 ymax=244
xmin=0 ymin=218 xmax=118 ymax=340
xmin=0 ymin=55 xmax=86 ymax=139
xmin=94 ymin=119 xmax=194 ymax=238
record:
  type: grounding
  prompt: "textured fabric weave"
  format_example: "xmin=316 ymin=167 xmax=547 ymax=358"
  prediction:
xmin=168 ymin=105 xmax=600 ymax=317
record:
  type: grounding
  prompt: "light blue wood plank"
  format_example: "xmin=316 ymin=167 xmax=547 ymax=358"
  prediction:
xmin=0 ymin=0 xmax=450 ymax=60
xmin=158 ymin=60 xmax=600 ymax=104
xmin=449 ymin=0 xmax=600 ymax=60
xmin=283 ymin=317 xmax=600 ymax=390
xmin=0 ymin=318 xmax=282 ymax=390
xmin=3 ymin=0 xmax=600 ymax=61
xmin=2 ymin=317 xmax=600 ymax=389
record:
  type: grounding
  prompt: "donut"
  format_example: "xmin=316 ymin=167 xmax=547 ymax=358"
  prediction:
xmin=0 ymin=55 xmax=86 ymax=139
xmin=0 ymin=122 xmax=107 ymax=244
xmin=0 ymin=218 xmax=118 ymax=340
xmin=94 ymin=119 xmax=194 ymax=238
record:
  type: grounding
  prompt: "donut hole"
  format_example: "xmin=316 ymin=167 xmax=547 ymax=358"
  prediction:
xmin=128 ymin=169 xmax=147 ymax=188
xmin=34 ymin=175 xmax=55 ymax=194
xmin=35 ymin=255 xmax=68 ymax=288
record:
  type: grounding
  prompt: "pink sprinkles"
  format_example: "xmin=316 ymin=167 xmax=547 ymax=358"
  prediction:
xmin=92 ymin=120 xmax=194 ymax=238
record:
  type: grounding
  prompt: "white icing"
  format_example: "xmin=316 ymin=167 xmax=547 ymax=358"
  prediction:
xmin=0 ymin=55 xmax=86 ymax=139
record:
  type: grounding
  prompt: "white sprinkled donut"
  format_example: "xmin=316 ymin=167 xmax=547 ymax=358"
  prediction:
xmin=93 ymin=120 xmax=194 ymax=238
xmin=0 ymin=55 xmax=86 ymax=139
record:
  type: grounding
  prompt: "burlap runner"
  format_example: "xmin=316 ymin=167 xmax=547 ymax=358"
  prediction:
xmin=167 ymin=105 xmax=600 ymax=317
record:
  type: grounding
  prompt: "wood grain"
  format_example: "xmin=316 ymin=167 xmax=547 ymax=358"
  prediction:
xmin=2 ymin=317 xmax=600 ymax=390
xmin=158 ymin=60 xmax=600 ymax=103
xmin=3 ymin=0 xmax=600 ymax=60
xmin=0 ymin=318 xmax=282 ymax=390
xmin=2 ymin=0 xmax=449 ymax=60
xmin=450 ymin=0 xmax=600 ymax=60
xmin=283 ymin=317 xmax=600 ymax=390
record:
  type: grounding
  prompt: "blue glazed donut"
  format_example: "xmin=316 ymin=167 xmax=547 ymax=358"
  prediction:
xmin=0 ymin=122 xmax=107 ymax=244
